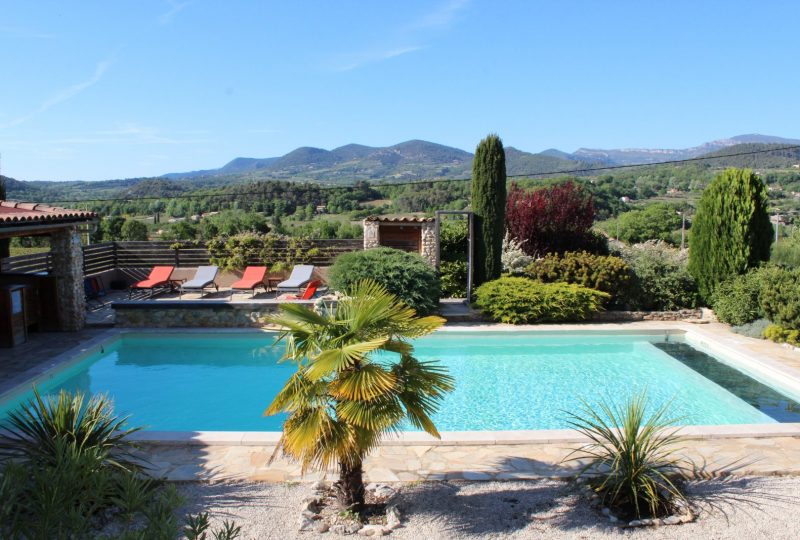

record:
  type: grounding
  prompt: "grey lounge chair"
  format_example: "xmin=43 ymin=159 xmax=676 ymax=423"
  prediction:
xmin=179 ymin=266 xmax=219 ymax=298
xmin=276 ymin=265 xmax=315 ymax=293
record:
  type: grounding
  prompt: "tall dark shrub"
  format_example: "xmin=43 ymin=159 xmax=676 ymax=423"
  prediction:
xmin=506 ymin=181 xmax=600 ymax=256
xmin=688 ymin=168 xmax=772 ymax=300
xmin=471 ymin=135 xmax=506 ymax=285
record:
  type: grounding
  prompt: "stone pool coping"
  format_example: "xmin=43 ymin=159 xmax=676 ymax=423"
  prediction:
xmin=5 ymin=322 xmax=800 ymax=482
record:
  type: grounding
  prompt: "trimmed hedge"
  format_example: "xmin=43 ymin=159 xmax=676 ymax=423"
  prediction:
xmin=525 ymin=251 xmax=631 ymax=306
xmin=710 ymin=270 xmax=763 ymax=326
xmin=328 ymin=247 xmax=440 ymax=315
xmin=758 ymin=266 xmax=800 ymax=330
xmin=440 ymin=260 xmax=467 ymax=298
xmin=475 ymin=276 xmax=609 ymax=324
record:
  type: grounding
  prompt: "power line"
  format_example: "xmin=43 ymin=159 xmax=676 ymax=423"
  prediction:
xmin=36 ymin=143 xmax=800 ymax=205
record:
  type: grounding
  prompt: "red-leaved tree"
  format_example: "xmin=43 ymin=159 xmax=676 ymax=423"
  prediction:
xmin=505 ymin=181 xmax=600 ymax=256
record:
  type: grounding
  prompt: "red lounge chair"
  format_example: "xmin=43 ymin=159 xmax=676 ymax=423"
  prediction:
xmin=284 ymin=280 xmax=321 ymax=301
xmin=129 ymin=266 xmax=175 ymax=298
xmin=230 ymin=266 xmax=269 ymax=298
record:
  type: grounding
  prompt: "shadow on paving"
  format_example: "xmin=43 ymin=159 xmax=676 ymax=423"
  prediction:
xmin=394 ymin=479 xmax=603 ymax=535
xmin=177 ymin=480 xmax=298 ymax=522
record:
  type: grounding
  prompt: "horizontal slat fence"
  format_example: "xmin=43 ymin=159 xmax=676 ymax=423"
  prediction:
xmin=0 ymin=252 xmax=52 ymax=274
xmin=1 ymin=239 xmax=363 ymax=276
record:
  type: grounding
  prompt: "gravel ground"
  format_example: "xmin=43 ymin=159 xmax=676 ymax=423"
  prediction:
xmin=178 ymin=476 xmax=800 ymax=539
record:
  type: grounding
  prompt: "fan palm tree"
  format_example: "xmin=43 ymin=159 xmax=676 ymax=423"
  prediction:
xmin=265 ymin=280 xmax=454 ymax=511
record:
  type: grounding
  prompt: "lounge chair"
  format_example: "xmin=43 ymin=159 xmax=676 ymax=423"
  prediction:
xmin=179 ymin=266 xmax=219 ymax=298
xmin=283 ymin=280 xmax=322 ymax=300
xmin=129 ymin=266 xmax=175 ymax=298
xmin=230 ymin=266 xmax=269 ymax=298
xmin=275 ymin=265 xmax=315 ymax=293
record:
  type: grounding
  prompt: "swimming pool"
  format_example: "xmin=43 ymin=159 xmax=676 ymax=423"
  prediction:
xmin=3 ymin=330 xmax=800 ymax=432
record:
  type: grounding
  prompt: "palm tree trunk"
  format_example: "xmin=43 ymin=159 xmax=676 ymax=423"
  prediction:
xmin=334 ymin=459 xmax=365 ymax=512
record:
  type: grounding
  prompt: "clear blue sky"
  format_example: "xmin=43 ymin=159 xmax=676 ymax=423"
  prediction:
xmin=1 ymin=0 xmax=798 ymax=181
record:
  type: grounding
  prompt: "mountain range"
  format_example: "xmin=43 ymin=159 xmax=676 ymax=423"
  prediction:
xmin=162 ymin=134 xmax=800 ymax=183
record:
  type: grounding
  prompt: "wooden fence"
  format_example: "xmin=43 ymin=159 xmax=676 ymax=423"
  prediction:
xmin=0 ymin=239 xmax=363 ymax=275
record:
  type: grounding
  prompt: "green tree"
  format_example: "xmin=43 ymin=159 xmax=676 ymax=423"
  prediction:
xmin=266 ymin=281 xmax=453 ymax=511
xmin=614 ymin=203 xmax=683 ymax=244
xmin=161 ymin=220 xmax=197 ymax=241
xmin=120 ymin=219 xmax=149 ymax=241
xmin=471 ymin=134 xmax=507 ymax=285
xmin=98 ymin=216 xmax=125 ymax=242
xmin=688 ymin=168 xmax=772 ymax=300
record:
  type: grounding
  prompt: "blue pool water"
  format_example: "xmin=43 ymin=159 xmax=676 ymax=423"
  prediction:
xmin=2 ymin=332 xmax=800 ymax=432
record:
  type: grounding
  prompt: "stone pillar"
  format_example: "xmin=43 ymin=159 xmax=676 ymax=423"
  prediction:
xmin=363 ymin=220 xmax=380 ymax=249
xmin=420 ymin=222 xmax=438 ymax=266
xmin=50 ymin=226 xmax=85 ymax=330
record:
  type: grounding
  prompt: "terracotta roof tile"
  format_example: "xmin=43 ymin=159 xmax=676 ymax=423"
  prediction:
xmin=0 ymin=200 xmax=97 ymax=225
xmin=364 ymin=215 xmax=435 ymax=223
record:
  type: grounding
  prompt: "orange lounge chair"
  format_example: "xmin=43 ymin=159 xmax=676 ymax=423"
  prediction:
xmin=230 ymin=266 xmax=269 ymax=298
xmin=129 ymin=266 xmax=175 ymax=298
xmin=284 ymin=280 xmax=321 ymax=301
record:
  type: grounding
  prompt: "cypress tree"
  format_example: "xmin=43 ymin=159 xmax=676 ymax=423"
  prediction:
xmin=471 ymin=134 xmax=507 ymax=285
xmin=688 ymin=168 xmax=772 ymax=300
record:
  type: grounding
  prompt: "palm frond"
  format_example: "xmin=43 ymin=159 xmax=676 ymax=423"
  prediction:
xmin=304 ymin=337 xmax=389 ymax=381
xmin=328 ymin=364 xmax=397 ymax=401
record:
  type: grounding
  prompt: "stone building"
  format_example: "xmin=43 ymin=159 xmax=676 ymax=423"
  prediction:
xmin=0 ymin=201 xmax=98 ymax=332
xmin=362 ymin=216 xmax=438 ymax=266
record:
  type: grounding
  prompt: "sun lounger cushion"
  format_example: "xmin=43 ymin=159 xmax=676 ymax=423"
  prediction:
xmin=276 ymin=265 xmax=315 ymax=292
xmin=132 ymin=266 xmax=174 ymax=289
xmin=231 ymin=266 xmax=268 ymax=290
xmin=181 ymin=266 xmax=219 ymax=290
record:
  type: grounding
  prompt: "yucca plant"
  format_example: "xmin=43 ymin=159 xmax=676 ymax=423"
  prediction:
xmin=266 ymin=279 xmax=454 ymax=512
xmin=565 ymin=391 xmax=690 ymax=519
xmin=0 ymin=388 xmax=141 ymax=471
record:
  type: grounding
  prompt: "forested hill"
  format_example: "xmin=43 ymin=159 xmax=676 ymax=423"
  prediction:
xmin=162 ymin=139 xmax=593 ymax=184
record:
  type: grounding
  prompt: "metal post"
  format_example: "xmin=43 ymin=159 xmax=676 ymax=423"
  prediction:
xmin=467 ymin=212 xmax=474 ymax=302
xmin=680 ymin=212 xmax=686 ymax=250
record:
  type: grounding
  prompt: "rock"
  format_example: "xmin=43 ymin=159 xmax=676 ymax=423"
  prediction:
xmin=372 ymin=485 xmax=397 ymax=499
xmin=312 ymin=480 xmax=328 ymax=492
xmin=298 ymin=516 xmax=315 ymax=531
xmin=330 ymin=524 xmax=347 ymax=535
xmin=663 ymin=515 xmax=681 ymax=525
xmin=345 ymin=523 xmax=362 ymax=534
xmin=301 ymin=510 xmax=318 ymax=519
xmin=358 ymin=525 xmax=387 ymax=536
xmin=609 ymin=516 xmax=619 ymax=524
xmin=680 ymin=512 xmax=695 ymax=523
xmin=386 ymin=505 xmax=402 ymax=529
xmin=651 ymin=518 xmax=663 ymax=526
xmin=314 ymin=521 xmax=330 ymax=533
xmin=639 ymin=519 xmax=652 ymax=526
xmin=601 ymin=507 xmax=611 ymax=516
xmin=300 ymin=497 xmax=319 ymax=514
xmin=628 ymin=520 xmax=643 ymax=527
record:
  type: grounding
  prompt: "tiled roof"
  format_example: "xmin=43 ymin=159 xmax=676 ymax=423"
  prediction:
xmin=364 ymin=215 xmax=436 ymax=223
xmin=0 ymin=200 xmax=97 ymax=225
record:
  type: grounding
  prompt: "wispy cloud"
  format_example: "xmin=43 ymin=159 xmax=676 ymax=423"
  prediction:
xmin=327 ymin=0 xmax=468 ymax=72
xmin=412 ymin=0 xmax=469 ymax=30
xmin=157 ymin=0 xmax=190 ymax=25
xmin=0 ymin=124 xmax=211 ymax=148
xmin=332 ymin=45 xmax=424 ymax=72
xmin=0 ymin=60 xmax=113 ymax=129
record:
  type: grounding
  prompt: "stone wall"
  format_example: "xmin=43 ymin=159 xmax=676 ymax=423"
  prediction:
xmin=591 ymin=309 xmax=704 ymax=322
xmin=420 ymin=222 xmax=437 ymax=266
xmin=113 ymin=301 xmax=316 ymax=328
xmin=49 ymin=226 xmax=85 ymax=330
xmin=363 ymin=220 xmax=380 ymax=249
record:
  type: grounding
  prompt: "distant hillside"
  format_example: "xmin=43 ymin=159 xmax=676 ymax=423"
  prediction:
xmin=695 ymin=143 xmax=800 ymax=169
xmin=571 ymin=134 xmax=800 ymax=165
xmin=163 ymin=140 xmax=477 ymax=183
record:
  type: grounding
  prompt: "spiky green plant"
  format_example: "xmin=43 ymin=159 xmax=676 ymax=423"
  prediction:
xmin=565 ymin=392 xmax=690 ymax=519
xmin=0 ymin=388 xmax=141 ymax=471
xmin=265 ymin=279 xmax=454 ymax=511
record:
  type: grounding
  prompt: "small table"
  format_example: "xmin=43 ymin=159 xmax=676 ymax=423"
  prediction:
xmin=267 ymin=278 xmax=282 ymax=293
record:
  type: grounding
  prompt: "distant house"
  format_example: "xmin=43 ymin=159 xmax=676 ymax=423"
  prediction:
xmin=793 ymin=163 xmax=800 ymax=169
xmin=315 ymin=205 xmax=327 ymax=214
xmin=620 ymin=196 xmax=632 ymax=203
